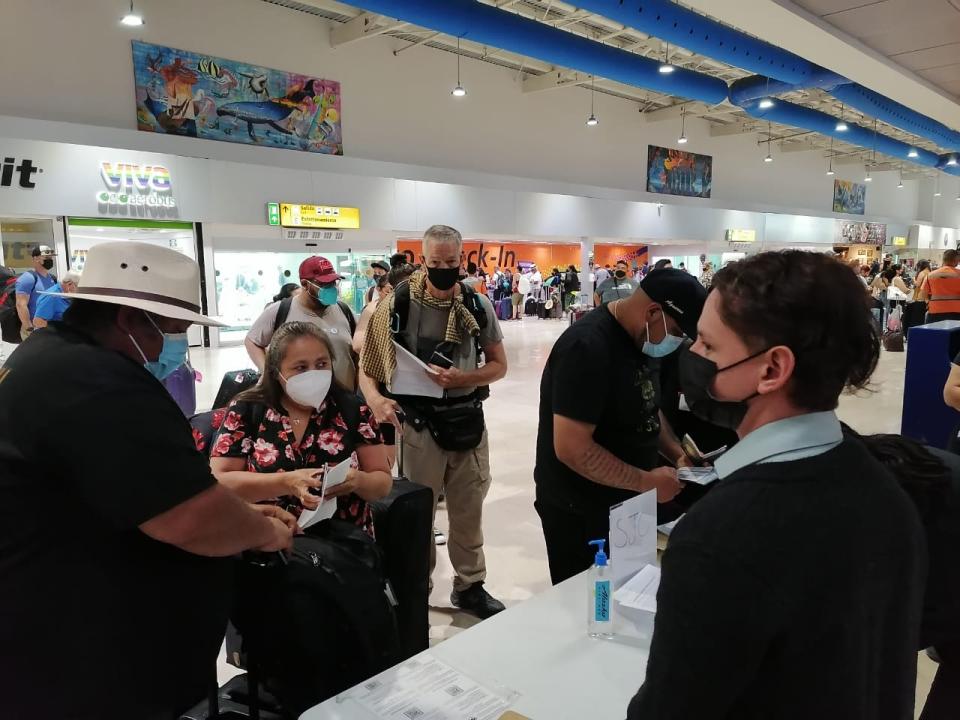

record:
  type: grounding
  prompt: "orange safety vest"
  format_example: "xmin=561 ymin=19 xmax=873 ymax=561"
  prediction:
xmin=926 ymin=267 xmax=960 ymax=315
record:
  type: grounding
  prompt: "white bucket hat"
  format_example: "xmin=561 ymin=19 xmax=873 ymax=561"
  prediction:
xmin=43 ymin=241 xmax=224 ymax=327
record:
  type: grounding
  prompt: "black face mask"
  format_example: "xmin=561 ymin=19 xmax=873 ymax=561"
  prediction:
xmin=678 ymin=346 xmax=768 ymax=430
xmin=41 ymin=258 xmax=54 ymax=270
xmin=426 ymin=266 xmax=460 ymax=291
xmin=614 ymin=269 xmax=627 ymax=279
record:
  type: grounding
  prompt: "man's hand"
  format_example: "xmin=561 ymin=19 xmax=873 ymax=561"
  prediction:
xmin=427 ymin=364 xmax=466 ymax=389
xmin=645 ymin=466 xmax=683 ymax=503
xmin=255 ymin=516 xmax=295 ymax=552
xmin=369 ymin=394 xmax=401 ymax=427
xmin=251 ymin=503 xmax=302 ymax=536
xmin=282 ymin=469 xmax=323 ymax=510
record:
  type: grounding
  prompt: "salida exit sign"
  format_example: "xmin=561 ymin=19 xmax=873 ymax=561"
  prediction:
xmin=266 ymin=202 xmax=280 ymax=226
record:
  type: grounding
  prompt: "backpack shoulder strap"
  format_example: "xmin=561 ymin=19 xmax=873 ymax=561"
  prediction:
xmin=458 ymin=282 xmax=488 ymax=330
xmin=391 ymin=280 xmax=412 ymax=334
xmin=337 ymin=300 xmax=357 ymax=336
xmin=273 ymin=296 xmax=294 ymax=333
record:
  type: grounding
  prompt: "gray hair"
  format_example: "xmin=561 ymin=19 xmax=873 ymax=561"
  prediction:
xmin=62 ymin=271 xmax=82 ymax=286
xmin=423 ymin=224 xmax=463 ymax=252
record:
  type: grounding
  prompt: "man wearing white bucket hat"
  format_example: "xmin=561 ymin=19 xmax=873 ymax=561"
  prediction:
xmin=0 ymin=242 xmax=295 ymax=720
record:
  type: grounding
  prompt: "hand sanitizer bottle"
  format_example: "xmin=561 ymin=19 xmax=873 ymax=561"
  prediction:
xmin=587 ymin=538 xmax=614 ymax=639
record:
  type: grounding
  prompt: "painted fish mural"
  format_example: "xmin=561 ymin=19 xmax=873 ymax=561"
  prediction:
xmin=132 ymin=41 xmax=343 ymax=155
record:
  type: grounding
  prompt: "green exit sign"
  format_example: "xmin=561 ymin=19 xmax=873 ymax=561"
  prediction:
xmin=266 ymin=202 xmax=280 ymax=226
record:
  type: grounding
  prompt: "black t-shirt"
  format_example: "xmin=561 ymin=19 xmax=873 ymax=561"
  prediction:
xmin=535 ymin=305 xmax=661 ymax=510
xmin=0 ymin=323 xmax=231 ymax=719
xmin=629 ymin=439 xmax=925 ymax=720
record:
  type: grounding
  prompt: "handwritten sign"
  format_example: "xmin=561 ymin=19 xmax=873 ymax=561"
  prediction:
xmin=609 ymin=489 xmax=657 ymax=587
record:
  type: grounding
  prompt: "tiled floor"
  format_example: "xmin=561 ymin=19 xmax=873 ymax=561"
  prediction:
xmin=192 ymin=316 xmax=934 ymax=716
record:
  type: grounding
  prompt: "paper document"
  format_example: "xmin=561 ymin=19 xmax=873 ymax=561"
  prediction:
xmin=343 ymin=656 xmax=516 ymax=720
xmin=298 ymin=456 xmax=355 ymax=530
xmin=321 ymin=456 xmax=352 ymax=495
xmin=657 ymin=517 xmax=682 ymax=537
xmin=677 ymin=466 xmax=720 ymax=486
xmin=609 ymin=489 xmax=658 ymax=586
xmin=390 ymin=341 xmax=444 ymax=399
xmin=614 ymin=564 xmax=661 ymax=613
xmin=297 ymin=498 xmax=336 ymax=530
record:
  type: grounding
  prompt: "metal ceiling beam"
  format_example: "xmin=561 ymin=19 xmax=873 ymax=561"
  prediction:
xmin=709 ymin=123 xmax=756 ymax=137
xmin=640 ymin=103 xmax=700 ymax=123
xmin=522 ymin=70 xmax=589 ymax=93
xmin=330 ymin=12 xmax=406 ymax=46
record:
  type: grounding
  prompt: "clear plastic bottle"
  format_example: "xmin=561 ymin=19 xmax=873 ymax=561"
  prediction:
xmin=587 ymin=538 xmax=615 ymax=639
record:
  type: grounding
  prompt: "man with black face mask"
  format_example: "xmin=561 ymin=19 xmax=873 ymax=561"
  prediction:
xmin=594 ymin=259 xmax=638 ymax=305
xmin=246 ymin=255 xmax=357 ymax=389
xmin=14 ymin=244 xmax=58 ymax=341
xmin=360 ymin=225 xmax=509 ymax=619
xmin=630 ymin=251 xmax=925 ymax=720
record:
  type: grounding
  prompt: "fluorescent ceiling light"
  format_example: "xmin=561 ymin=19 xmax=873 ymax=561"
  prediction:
xmin=758 ymin=98 xmax=774 ymax=109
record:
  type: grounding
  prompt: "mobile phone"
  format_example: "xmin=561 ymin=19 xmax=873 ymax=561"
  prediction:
xmin=428 ymin=349 xmax=454 ymax=369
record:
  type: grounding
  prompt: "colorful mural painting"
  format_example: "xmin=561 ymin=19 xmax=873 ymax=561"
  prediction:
xmin=832 ymin=180 xmax=866 ymax=215
xmin=132 ymin=41 xmax=342 ymax=155
xmin=646 ymin=145 xmax=712 ymax=198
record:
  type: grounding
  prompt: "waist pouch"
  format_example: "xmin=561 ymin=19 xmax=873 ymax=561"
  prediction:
xmin=406 ymin=404 xmax=485 ymax=451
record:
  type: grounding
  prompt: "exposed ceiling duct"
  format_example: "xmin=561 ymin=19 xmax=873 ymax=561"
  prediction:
xmin=340 ymin=0 xmax=727 ymax=104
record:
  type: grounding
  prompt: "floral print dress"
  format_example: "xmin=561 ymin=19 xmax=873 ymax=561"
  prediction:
xmin=209 ymin=393 xmax=382 ymax=537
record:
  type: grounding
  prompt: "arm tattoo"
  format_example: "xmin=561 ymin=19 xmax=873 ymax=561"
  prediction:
xmin=576 ymin=442 xmax=648 ymax=493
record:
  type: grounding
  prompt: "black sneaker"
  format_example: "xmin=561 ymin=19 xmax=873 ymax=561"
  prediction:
xmin=450 ymin=582 xmax=505 ymax=619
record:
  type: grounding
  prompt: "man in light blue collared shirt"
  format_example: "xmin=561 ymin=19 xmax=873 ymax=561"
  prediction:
xmin=629 ymin=250 xmax=926 ymax=720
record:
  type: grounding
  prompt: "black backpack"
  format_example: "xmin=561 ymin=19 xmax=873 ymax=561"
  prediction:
xmin=0 ymin=267 xmax=20 ymax=344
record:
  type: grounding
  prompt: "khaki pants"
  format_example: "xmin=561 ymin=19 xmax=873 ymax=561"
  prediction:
xmin=402 ymin=425 xmax=491 ymax=592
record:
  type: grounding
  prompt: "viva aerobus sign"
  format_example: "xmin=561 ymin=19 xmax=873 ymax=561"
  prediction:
xmin=98 ymin=160 xmax=177 ymax=216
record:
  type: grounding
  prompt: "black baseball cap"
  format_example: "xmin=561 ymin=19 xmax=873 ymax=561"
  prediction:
xmin=640 ymin=268 xmax=707 ymax=339
xmin=371 ymin=261 xmax=389 ymax=273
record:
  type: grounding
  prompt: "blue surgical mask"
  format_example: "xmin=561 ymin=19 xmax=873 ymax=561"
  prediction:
xmin=642 ymin=312 xmax=685 ymax=358
xmin=311 ymin=282 xmax=339 ymax=307
xmin=129 ymin=312 xmax=189 ymax=380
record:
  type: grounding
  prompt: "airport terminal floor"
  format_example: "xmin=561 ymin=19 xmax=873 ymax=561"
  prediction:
xmin=192 ymin=315 xmax=937 ymax=716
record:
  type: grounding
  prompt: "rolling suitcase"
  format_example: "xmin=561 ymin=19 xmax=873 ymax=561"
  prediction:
xmin=524 ymin=297 xmax=538 ymax=316
xmin=496 ymin=297 xmax=512 ymax=321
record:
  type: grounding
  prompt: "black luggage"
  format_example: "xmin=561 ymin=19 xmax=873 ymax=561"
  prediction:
xmin=0 ymin=266 xmax=21 ymax=344
xmin=536 ymin=299 xmax=547 ymax=319
xmin=213 ymin=369 xmax=261 ymax=410
xmin=524 ymin=297 xmax=537 ymax=316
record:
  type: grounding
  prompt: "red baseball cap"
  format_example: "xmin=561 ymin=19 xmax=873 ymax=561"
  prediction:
xmin=299 ymin=256 xmax=342 ymax=284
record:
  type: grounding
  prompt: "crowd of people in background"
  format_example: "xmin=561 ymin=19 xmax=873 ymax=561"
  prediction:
xmin=1 ymin=234 xmax=958 ymax=720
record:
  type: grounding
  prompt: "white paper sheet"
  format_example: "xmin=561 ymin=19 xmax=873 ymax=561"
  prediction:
xmin=297 ymin=498 xmax=336 ymax=530
xmin=614 ymin=564 xmax=661 ymax=613
xmin=343 ymin=656 xmax=516 ymax=720
xmin=677 ymin=466 xmax=720 ymax=486
xmin=609 ymin=489 xmax=657 ymax=587
xmin=657 ymin=517 xmax=682 ymax=537
xmin=390 ymin=341 xmax=444 ymax=399
xmin=298 ymin=456 xmax=355 ymax=530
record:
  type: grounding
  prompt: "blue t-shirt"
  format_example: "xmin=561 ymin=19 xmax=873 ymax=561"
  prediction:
xmin=33 ymin=282 xmax=70 ymax=323
xmin=15 ymin=271 xmax=57 ymax=319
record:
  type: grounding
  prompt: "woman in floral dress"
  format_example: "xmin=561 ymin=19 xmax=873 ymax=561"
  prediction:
xmin=209 ymin=321 xmax=392 ymax=537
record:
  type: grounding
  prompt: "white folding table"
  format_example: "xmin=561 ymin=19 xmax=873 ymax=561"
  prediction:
xmin=300 ymin=571 xmax=654 ymax=720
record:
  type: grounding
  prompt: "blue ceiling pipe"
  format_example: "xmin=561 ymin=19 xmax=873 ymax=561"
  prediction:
xmin=345 ymin=0 xmax=727 ymax=104
xmin=739 ymin=98 xmax=960 ymax=176
xmin=830 ymin=84 xmax=960 ymax=152
xmin=573 ymin=0 xmax=960 ymax=154
xmin=572 ymin=0 xmax=843 ymax=87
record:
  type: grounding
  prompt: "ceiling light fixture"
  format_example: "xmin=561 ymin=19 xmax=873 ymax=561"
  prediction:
xmin=864 ymin=166 xmax=872 ymax=182
xmin=451 ymin=37 xmax=466 ymax=97
xmin=764 ymin=121 xmax=773 ymax=162
xmin=826 ymin=136 xmax=835 ymax=176
xmin=897 ymin=165 xmax=904 ymax=189
xmin=758 ymin=98 xmax=774 ymax=110
xmin=659 ymin=42 xmax=675 ymax=74
xmin=677 ymin=106 xmax=687 ymax=144
xmin=948 ymin=155 xmax=959 ymax=166
xmin=121 ymin=0 xmax=144 ymax=26
xmin=908 ymin=148 xmax=919 ymax=158
xmin=585 ymin=75 xmax=598 ymax=127
xmin=935 ymin=174 xmax=942 ymax=197
xmin=835 ymin=103 xmax=848 ymax=132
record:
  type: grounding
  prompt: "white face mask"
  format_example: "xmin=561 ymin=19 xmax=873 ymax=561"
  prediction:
xmin=281 ymin=369 xmax=333 ymax=409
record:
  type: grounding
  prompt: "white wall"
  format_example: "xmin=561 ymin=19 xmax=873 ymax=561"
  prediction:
xmin=0 ymin=0 xmax=925 ymax=226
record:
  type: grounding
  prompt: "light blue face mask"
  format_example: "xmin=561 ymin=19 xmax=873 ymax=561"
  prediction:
xmin=311 ymin=281 xmax=339 ymax=307
xmin=129 ymin=312 xmax=189 ymax=380
xmin=642 ymin=311 xmax=685 ymax=358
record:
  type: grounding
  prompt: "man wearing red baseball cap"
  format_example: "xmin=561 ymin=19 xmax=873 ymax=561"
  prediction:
xmin=245 ymin=256 xmax=357 ymax=388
